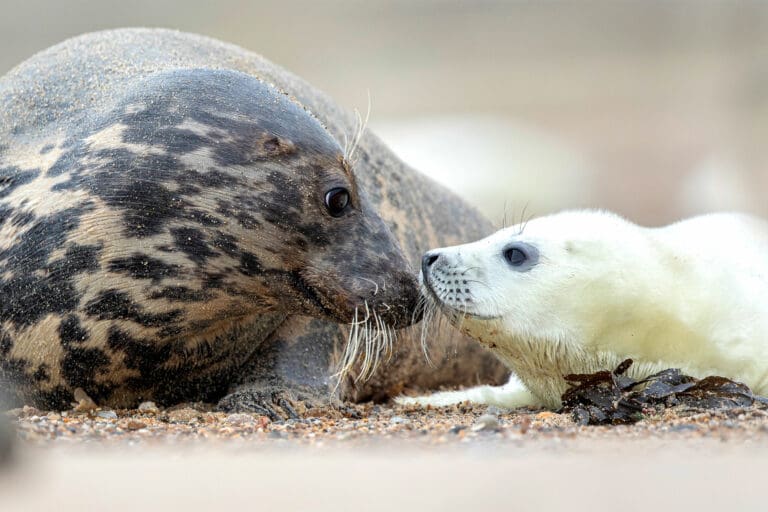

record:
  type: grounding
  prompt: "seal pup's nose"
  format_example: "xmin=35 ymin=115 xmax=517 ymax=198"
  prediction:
xmin=421 ymin=251 xmax=441 ymax=277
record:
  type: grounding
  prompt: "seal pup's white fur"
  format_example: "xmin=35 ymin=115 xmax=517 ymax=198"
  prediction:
xmin=400 ymin=210 xmax=768 ymax=409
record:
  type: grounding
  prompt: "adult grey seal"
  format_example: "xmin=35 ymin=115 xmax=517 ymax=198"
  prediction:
xmin=0 ymin=29 xmax=507 ymax=413
xmin=408 ymin=209 xmax=768 ymax=409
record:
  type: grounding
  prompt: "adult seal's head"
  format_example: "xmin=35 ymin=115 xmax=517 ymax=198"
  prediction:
xmin=421 ymin=210 xmax=768 ymax=408
xmin=0 ymin=67 xmax=418 ymax=407
xmin=18 ymin=69 xmax=418 ymax=327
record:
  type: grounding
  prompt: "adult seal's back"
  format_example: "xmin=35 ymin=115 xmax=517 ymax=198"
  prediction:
xmin=0 ymin=29 xmax=507 ymax=412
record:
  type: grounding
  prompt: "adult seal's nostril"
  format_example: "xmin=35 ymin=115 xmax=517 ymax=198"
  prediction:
xmin=421 ymin=252 xmax=440 ymax=277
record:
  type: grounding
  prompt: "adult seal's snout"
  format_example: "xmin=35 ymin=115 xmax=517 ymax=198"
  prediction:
xmin=382 ymin=268 xmax=422 ymax=328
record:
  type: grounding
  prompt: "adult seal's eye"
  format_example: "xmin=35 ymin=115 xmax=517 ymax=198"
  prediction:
xmin=502 ymin=242 xmax=539 ymax=271
xmin=324 ymin=187 xmax=350 ymax=217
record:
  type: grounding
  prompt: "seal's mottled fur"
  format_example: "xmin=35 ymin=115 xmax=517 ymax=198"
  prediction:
xmin=0 ymin=29 xmax=507 ymax=412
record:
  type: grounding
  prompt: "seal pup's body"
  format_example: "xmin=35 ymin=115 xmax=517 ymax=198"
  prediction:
xmin=408 ymin=210 xmax=768 ymax=409
xmin=0 ymin=29 xmax=508 ymax=411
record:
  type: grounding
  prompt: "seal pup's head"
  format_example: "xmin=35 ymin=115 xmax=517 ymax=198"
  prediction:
xmin=420 ymin=209 xmax=661 ymax=406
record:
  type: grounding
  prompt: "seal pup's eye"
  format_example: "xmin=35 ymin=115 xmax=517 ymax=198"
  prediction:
xmin=502 ymin=242 xmax=539 ymax=271
xmin=505 ymin=247 xmax=527 ymax=266
xmin=324 ymin=187 xmax=350 ymax=217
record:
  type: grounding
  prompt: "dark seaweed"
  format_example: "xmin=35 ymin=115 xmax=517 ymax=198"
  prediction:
xmin=561 ymin=359 xmax=768 ymax=425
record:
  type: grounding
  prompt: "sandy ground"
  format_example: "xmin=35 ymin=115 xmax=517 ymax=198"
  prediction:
xmin=2 ymin=402 xmax=768 ymax=511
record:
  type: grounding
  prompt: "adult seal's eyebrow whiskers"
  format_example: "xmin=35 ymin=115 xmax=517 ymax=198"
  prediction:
xmin=343 ymin=91 xmax=372 ymax=165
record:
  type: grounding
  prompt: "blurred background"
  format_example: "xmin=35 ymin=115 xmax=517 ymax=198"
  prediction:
xmin=1 ymin=0 xmax=766 ymax=226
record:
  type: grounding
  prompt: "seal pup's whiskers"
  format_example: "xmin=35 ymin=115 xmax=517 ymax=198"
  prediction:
xmin=416 ymin=292 xmax=442 ymax=367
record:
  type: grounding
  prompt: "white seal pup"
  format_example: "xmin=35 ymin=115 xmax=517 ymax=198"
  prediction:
xmin=401 ymin=209 xmax=768 ymax=409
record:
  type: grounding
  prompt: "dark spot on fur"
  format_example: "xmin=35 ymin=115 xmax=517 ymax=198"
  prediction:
xmin=188 ymin=319 xmax=214 ymax=331
xmin=85 ymin=289 xmax=183 ymax=327
xmin=150 ymin=286 xmax=209 ymax=302
xmin=33 ymin=364 xmax=50 ymax=382
xmin=292 ymin=236 xmax=308 ymax=251
xmin=0 ymin=358 xmax=28 ymax=384
xmin=40 ymin=144 xmax=55 ymax=155
xmin=212 ymin=232 xmax=239 ymax=257
xmin=47 ymin=141 xmax=86 ymax=178
xmin=10 ymin=210 xmax=35 ymax=227
xmin=0 ymin=358 xmax=32 ymax=406
xmin=117 ymin=176 xmax=185 ymax=238
xmin=50 ymin=144 xmax=191 ymax=238
xmin=0 ymin=206 xmax=12 ymax=226
xmin=108 ymin=254 xmax=181 ymax=283
xmin=61 ymin=346 xmax=112 ymax=393
xmin=258 ymin=171 xmax=304 ymax=226
xmin=171 ymin=227 xmax=217 ymax=265
xmin=106 ymin=327 xmax=172 ymax=390
xmin=0 ymin=167 xmax=39 ymax=199
xmin=203 ymin=272 xmax=226 ymax=290
xmin=157 ymin=325 xmax=184 ymax=338
xmin=54 ymin=243 xmax=101 ymax=274
xmin=32 ymin=387 xmax=72 ymax=410
xmin=278 ymin=269 xmax=334 ymax=317
xmin=254 ymin=169 xmax=334 ymax=248
xmin=145 ymin=128 xmax=210 ymax=155
xmin=184 ymin=208 xmax=223 ymax=227
xmin=176 ymin=168 xmax=241 ymax=189
xmin=238 ymin=252 xmax=264 ymax=276
xmin=24 ymin=387 xmax=71 ymax=410
xmin=236 ymin=212 xmax=261 ymax=229
xmin=59 ymin=315 xmax=89 ymax=345
xmin=0 ymin=210 xmax=97 ymax=326
xmin=295 ymin=221 xmax=331 ymax=247
xmin=215 ymin=199 xmax=234 ymax=217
